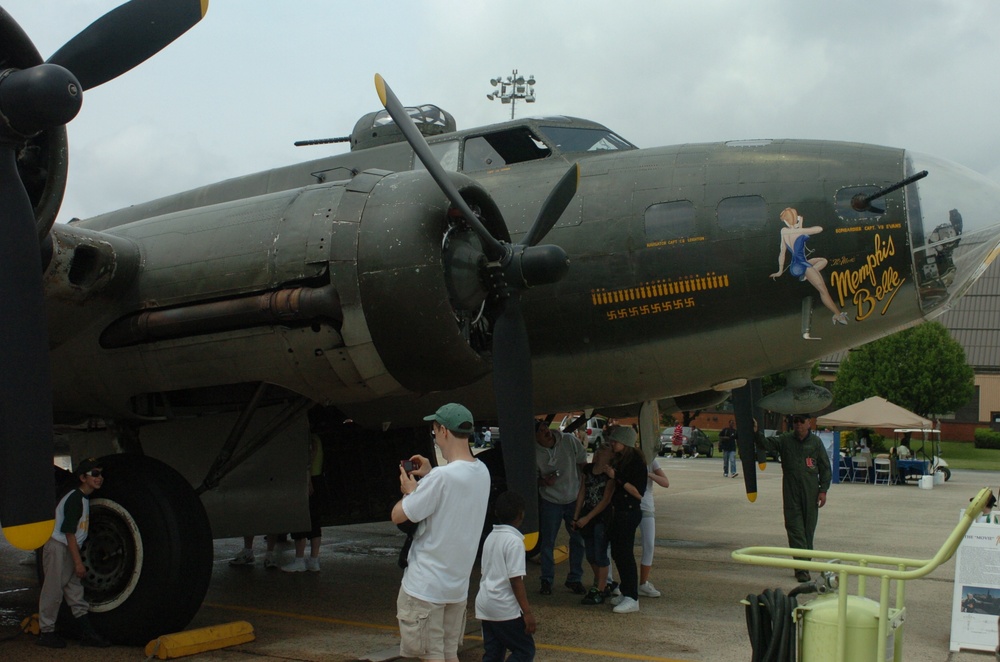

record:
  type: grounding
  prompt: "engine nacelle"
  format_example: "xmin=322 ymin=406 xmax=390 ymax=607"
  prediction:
xmin=52 ymin=169 xmax=502 ymax=418
xmin=356 ymin=169 xmax=503 ymax=393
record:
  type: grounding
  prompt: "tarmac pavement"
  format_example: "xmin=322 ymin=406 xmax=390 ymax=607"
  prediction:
xmin=2 ymin=456 xmax=999 ymax=661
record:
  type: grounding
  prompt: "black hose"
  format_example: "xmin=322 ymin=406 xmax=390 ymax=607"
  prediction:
xmin=745 ymin=587 xmax=798 ymax=662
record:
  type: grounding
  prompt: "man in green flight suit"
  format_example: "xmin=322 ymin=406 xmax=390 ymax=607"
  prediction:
xmin=755 ymin=414 xmax=832 ymax=582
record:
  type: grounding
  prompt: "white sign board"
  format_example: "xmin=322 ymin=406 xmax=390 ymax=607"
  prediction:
xmin=950 ymin=514 xmax=1000 ymax=653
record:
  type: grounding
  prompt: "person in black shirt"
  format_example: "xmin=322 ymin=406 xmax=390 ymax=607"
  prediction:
xmin=604 ymin=426 xmax=647 ymax=614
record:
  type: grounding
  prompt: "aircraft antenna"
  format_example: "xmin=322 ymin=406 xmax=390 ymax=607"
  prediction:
xmin=294 ymin=136 xmax=351 ymax=147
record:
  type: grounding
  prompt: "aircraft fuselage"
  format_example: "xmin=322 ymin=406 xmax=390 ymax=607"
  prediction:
xmin=46 ymin=116 xmax=1000 ymax=429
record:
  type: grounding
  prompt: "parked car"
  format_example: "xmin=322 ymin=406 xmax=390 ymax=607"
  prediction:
xmin=659 ymin=426 xmax=713 ymax=457
xmin=762 ymin=429 xmax=780 ymax=462
xmin=558 ymin=414 xmax=608 ymax=450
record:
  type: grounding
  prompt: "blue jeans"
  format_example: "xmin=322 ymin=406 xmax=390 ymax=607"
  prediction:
xmin=539 ymin=498 xmax=585 ymax=585
xmin=723 ymin=450 xmax=737 ymax=475
xmin=581 ymin=521 xmax=610 ymax=567
xmin=482 ymin=617 xmax=535 ymax=661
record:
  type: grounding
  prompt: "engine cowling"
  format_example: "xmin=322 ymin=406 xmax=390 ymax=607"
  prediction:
xmin=356 ymin=169 xmax=505 ymax=393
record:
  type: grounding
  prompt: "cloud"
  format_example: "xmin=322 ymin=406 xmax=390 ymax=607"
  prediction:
xmin=4 ymin=0 xmax=999 ymax=222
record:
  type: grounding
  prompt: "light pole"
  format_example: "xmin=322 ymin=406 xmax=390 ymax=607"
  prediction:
xmin=487 ymin=69 xmax=536 ymax=120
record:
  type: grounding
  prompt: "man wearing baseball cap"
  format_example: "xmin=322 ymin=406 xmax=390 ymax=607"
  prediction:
xmin=391 ymin=403 xmax=490 ymax=662
xmin=37 ymin=458 xmax=111 ymax=648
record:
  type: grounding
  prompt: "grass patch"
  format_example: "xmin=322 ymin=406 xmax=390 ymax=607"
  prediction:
xmin=933 ymin=441 xmax=1000 ymax=471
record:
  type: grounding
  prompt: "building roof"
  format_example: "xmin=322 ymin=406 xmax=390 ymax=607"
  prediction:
xmin=937 ymin=260 xmax=1000 ymax=372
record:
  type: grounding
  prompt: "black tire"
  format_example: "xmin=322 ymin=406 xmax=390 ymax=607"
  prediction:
xmin=937 ymin=466 xmax=952 ymax=482
xmin=83 ymin=454 xmax=213 ymax=645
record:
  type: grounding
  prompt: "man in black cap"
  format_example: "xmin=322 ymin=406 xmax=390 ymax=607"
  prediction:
xmin=755 ymin=415 xmax=832 ymax=582
xmin=37 ymin=458 xmax=111 ymax=648
xmin=391 ymin=403 xmax=490 ymax=662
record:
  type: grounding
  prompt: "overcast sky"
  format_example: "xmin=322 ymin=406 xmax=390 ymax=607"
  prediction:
xmin=7 ymin=0 xmax=1000 ymax=223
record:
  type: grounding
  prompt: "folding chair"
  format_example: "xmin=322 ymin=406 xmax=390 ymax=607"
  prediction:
xmin=852 ymin=453 xmax=871 ymax=483
xmin=874 ymin=456 xmax=891 ymax=485
xmin=839 ymin=455 xmax=854 ymax=483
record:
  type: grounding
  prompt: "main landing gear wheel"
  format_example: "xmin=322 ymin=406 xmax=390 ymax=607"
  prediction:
xmin=83 ymin=454 xmax=212 ymax=645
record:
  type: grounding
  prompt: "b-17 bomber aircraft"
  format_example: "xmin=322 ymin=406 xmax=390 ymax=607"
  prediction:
xmin=3 ymin=0 xmax=1000 ymax=645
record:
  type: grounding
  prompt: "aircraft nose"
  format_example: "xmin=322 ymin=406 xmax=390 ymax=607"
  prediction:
xmin=906 ymin=151 xmax=1000 ymax=315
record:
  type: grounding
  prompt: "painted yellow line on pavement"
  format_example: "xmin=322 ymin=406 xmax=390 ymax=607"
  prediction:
xmin=205 ymin=602 xmax=694 ymax=661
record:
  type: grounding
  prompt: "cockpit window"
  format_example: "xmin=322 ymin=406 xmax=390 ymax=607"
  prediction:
xmin=461 ymin=128 xmax=551 ymax=171
xmin=414 ymin=140 xmax=459 ymax=172
xmin=537 ymin=126 xmax=635 ymax=153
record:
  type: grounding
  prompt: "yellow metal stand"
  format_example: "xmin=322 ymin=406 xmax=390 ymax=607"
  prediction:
xmin=732 ymin=487 xmax=994 ymax=662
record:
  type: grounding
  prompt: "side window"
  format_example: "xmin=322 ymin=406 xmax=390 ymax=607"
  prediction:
xmin=463 ymin=136 xmax=505 ymax=170
xmin=413 ymin=140 xmax=459 ymax=172
xmin=835 ymin=186 xmax=886 ymax=221
xmin=461 ymin=128 xmax=551 ymax=172
xmin=717 ymin=195 xmax=767 ymax=232
xmin=644 ymin=200 xmax=696 ymax=247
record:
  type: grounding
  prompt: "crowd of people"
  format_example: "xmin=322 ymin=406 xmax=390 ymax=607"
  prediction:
xmin=219 ymin=408 xmax=831 ymax=661
xmin=42 ymin=402 xmax=831 ymax=660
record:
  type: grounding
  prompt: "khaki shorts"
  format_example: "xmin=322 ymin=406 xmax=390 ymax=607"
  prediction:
xmin=396 ymin=586 xmax=467 ymax=660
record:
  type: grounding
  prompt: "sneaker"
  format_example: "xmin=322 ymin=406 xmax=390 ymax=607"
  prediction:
xmin=306 ymin=557 xmax=321 ymax=572
xmin=732 ymin=472 xmax=739 ymax=478
xmin=613 ymin=596 xmax=640 ymax=613
xmin=581 ymin=587 xmax=604 ymax=605
xmin=281 ymin=557 xmax=307 ymax=573
xmin=723 ymin=473 xmax=729 ymax=477
xmin=36 ymin=632 xmax=67 ymax=648
xmin=564 ymin=580 xmax=586 ymax=595
xmin=539 ymin=580 xmax=552 ymax=595
xmin=263 ymin=553 xmax=278 ymax=569
xmin=638 ymin=581 xmax=661 ymax=598
xmin=609 ymin=594 xmax=624 ymax=606
xmin=228 ymin=548 xmax=255 ymax=566
xmin=606 ymin=580 xmax=621 ymax=597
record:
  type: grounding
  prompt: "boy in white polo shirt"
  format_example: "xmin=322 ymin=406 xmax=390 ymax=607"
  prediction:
xmin=476 ymin=491 xmax=536 ymax=661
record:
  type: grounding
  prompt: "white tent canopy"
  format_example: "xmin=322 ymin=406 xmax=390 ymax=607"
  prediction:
xmin=817 ymin=396 xmax=932 ymax=429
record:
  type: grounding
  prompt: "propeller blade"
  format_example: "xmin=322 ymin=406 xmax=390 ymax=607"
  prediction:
xmin=731 ymin=382 xmax=759 ymax=502
xmin=491 ymin=293 xmax=538 ymax=549
xmin=374 ymin=74 xmax=506 ymax=262
xmin=47 ymin=0 xmax=209 ymax=90
xmin=0 ymin=146 xmax=55 ymax=550
xmin=519 ymin=163 xmax=579 ymax=248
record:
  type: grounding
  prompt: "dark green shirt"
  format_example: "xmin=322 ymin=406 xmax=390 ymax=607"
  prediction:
xmin=757 ymin=431 xmax=832 ymax=493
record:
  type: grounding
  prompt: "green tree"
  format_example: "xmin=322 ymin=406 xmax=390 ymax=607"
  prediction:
xmin=832 ymin=322 xmax=974 ymax=417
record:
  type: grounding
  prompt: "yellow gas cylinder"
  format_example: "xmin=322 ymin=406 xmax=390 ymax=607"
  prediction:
xmin=799 ymin=594 xmax=894 ymax=662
